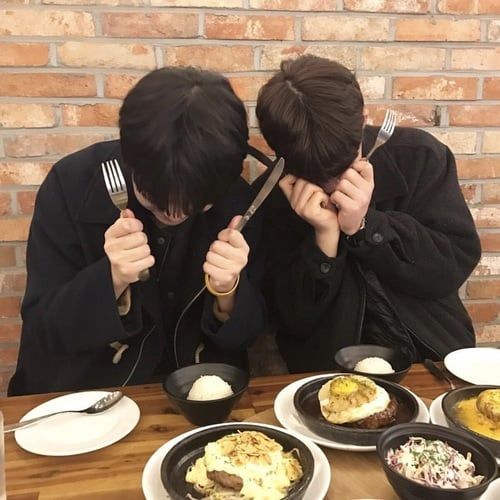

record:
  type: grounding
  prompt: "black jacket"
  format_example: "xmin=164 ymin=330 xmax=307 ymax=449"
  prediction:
xmin=257 ymin=126 xmax=481 ymax=372
xmin=9 ymin=141 xmax=266 ymax=395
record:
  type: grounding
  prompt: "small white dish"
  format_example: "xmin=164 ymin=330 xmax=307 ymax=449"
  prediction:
xmin=481 ymin=478 xmax=500 ymax=500
xmin=444 ymin=348 xmax=500 ymax=385
xmin=14 ymin=391 xmax=140 ymax=456
xmin=430 ymin=392 xmax=500 ymax=466
xmin=142 ymin=422 xmax=331 ymax=500
xmin=274 ymin=373 xmax=430 ymax=452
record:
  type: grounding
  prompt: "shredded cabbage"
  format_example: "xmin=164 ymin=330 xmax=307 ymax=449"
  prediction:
xmin=386 ymin=437 xmax=484 ymax=489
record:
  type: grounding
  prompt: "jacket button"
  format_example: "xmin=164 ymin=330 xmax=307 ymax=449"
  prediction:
xmin=167 ymin=291 xmax=175 ymax=300
xmin=157 ymin=236 xmax=166 ymax=245
xmin=372 ymin=232 xmax=384 ymax=244
xmin=320 ymin=262 xmax=331 ymax=274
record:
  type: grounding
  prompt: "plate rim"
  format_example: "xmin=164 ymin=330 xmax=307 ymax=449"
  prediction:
xmin=142 ymin=421 xmax=331 ymax=500
xmin=444 ymin=347 xmax=500 ymax=385
xmin=274 ymin=373 xmax=430 ymax=452
xmin=14 ymin=390 xmax=140 ymax=456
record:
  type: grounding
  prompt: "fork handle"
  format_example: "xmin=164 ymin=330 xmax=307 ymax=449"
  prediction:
xmin=4 ymin=410 xmax=72 ymax=433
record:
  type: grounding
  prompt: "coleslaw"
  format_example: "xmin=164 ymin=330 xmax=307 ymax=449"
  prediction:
xmin=386 ymin=437 xmax=484 ymax=489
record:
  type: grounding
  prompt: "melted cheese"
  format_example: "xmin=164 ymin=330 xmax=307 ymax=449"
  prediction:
xmin=455 ymin=397 xmax=500 ymax=441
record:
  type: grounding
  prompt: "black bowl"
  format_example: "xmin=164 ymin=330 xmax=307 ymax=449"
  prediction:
xmin=293 ymin=374 xmax=419 ymax=446
xmin=160 ymin=423 xmax=315 ymax=500
xmin=163 ymin=363 xmax=249 ymax=426
xmin=377 ymin=423 xmax=498 ymax=499
xmin=442 ymin=386 xmax=500 ymax=458
xmin=334 ymin=345 xmax=411 ymax=382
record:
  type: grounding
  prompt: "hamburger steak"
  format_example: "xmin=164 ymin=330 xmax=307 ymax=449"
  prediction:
xmin=207 ymin=470 xmax=243 ymax=491
xmin=347 ymin=395 xmax=399 ymax=429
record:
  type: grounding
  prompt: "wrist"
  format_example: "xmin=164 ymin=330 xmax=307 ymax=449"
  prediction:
xmin=315 ymin=228 xmax=340 ymax=257
xmin=344 ymin=216 xmax=366 ymax=236
xmin=205 ymin=274 xmax=240 ymax=296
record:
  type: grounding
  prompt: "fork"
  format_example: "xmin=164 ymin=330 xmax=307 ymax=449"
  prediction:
xmin=366 ymin=109 xmax=397 ymax=161
xmin=102 ymin=159 xmax=150 ymax=282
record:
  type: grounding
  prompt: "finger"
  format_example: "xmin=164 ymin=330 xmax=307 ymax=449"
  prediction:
xmin=203 ymin=262 xmax=235 ymax=283
xmin=330 ymin=190 xmax=355 ymax=211
xmin=209 ymin=240 xmax=247 ymax=263
xmin=206 ymin=251 xmax=237 ymax=271
xmin=106 ymin=217 xmax=143 ymax=238
xmin=294 ymin=183 xmax=324 ymax=214
xmin=279 ymin=174 xmax=297 ymax=202
xmin=110 ymin=231 xmax=148 ymax=251
xmin=121 ymin=244 xmax=151 ymax=262
xmin=290 ymin=178 xmax=310 ymax=209
xmin=128 ymin=255 xmax=155 ymax=279
xmin=217 ymin=227 xmax=249 ymax=250
xmin=120 ymin=208 xmax=136 ymax=219
xmin=336 ymin=178 xmax=363 ymax=200
xmin=353 ymin=159 xmax=374 ymax=182
xmin=227 ymin=215 xmax=242 ymax=230
xmin=313 ymin=191 xmax=336 ymax=212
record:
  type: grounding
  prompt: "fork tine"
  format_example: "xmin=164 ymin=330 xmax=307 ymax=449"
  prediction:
xmin=386 ymin=110 xmax=396 ymax=134
xmin=101 ymin=162 xmax=114 ymax=193
xmin=105 ymin=161 xmax=118 ymax=193
xmin=113 ymin=159 xmax=127 ymax=191
xmin=108 ymin=160 xmax=122 ymax=193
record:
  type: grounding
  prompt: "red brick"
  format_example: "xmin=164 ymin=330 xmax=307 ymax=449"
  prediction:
xmin=58 ymin=42 xmax=155 ymax=69
xmin=0 ymin=323 xmax=21 ymax=343
xmin=488 ymin=21 xmax=500 ymax=42
xmin=0 ymin=10 xmax=95 ymax=36
xmin=250 ymin=0 xmax=336 ymax=8
xmin=205 ymin=14 xmax=294 ymax=40
xmin=429 ymin=131 xmax=476 ymax=155
xmin=474 ymin=256 xmax=500 ymax=277
xmin=260 ymin=45 xmax=356 ymax=71
xmin=480 ymin=233 xmax=500 ymax=252
xmin=460 ymin=183 xmax=479 ymax=203
xmin=457 ymin=157 xmax=500 ymax=180
xmin=0 ymin=346 xmax=19 ymax=365
xmin=0 ymin=272 xmax=26 ymax=294
xmin=479 ymin=0 xmax=500 ymax=13
xmin=0 ymin=247 xmax=16 ymax=267
xmin=0 ymin=193 xmax=12 ymax=217
xmin=451 ymin=49 xmax=500 ymax=70
xmin=366 ymin=104 xmax=437 ymax=127
xmin=483 ymin=184 xmax=500 ymax=204
xmin=4 ymin=133 xmax=113 ymax=158
xmin=470 ymin=207 xmax=500 ymax=228
xmin=302 ymin=16 xmax=390 ymax=41
xmin=361 ymin=46 xmax=445 ymax=71
xmin=0 ymin=74 xmax=96 ymax=97
xmin=101 ymin=12 xmax=198 ymax=38
xmin=0 ymin=297 xmax=21 ymax=319
xmin=392 ymin=77 xmax=477 ymax=100
xmin=437 ymin=0 xmax=478 ymax=13
xmin=152 ymin=0 xmax=239 ymax=4
xmin=17 ymin=191 xmax=37 ymax=216
xmin=395 ymin=18 xmax=480 ymax=41
xmin=483 ymin=78 xmax=500 ymax=99
xmin=229 ymin=75 xmax=271 ymax=102
xmin=62 ymin=104 xmax=120 ymax=127
xmin=358 ymin=76 xmax=385 ymax=99
xmin=476 ymin=324 xmax=500 ymax=344
xmin=164 ymin=46 xmax=254 ymax=72
xmin=449 ymin=105 xmax=500 ymax=127
xmin=0 ymin=104 xmax=55 ymax=129
xmin=467 ymin=279 xmax=500 ymax=299
xmin=0 ymin=43 xmax=49 ymax=66
xmin=0 ymin=162 xmax=52 ymax=186
xmin=0 ymin=218 xmax=31 ymax=242
xmin=483 ymin=132 xmax=500 ymax=154
xmin=465 ymin=302 xmax=499 ymax=323
xmin=345 ymin=0 xmax=429 ymax=12
xmin=104 ymin=74 xmax=142 ymax=99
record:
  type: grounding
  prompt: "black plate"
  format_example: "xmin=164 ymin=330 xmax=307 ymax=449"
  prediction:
xmin=293 ymin=375 xmax=419 ymax=446
xmin=377 ymin=423 xmax=497 ymax=500
xmin=160 ymin=423 xmax=315 ymax=500
xmin=334 ymin=345 xmax=411 ymax=382
xmin=163 ymin=363 xmax=249 ymax=426
xmin=442 ymin=385 xmax=500 ymax=457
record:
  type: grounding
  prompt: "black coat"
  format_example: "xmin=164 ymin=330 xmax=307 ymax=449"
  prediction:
xmin=9 ymin=141 xmax=266 ymax=395
xmin=257 ymin=126 xmax=481 ymax=372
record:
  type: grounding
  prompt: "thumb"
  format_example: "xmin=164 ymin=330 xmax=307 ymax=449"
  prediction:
xmin=228 ymin=215 xmax=242 ymax=230
xmin=121 ymin=208 xmax=135 ymax=219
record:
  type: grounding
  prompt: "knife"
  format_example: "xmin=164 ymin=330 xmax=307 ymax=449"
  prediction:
xmin=235 ymin=157 xmax=285 ymax=232
xmin=424 ymin=358 xmax=456 ymax=390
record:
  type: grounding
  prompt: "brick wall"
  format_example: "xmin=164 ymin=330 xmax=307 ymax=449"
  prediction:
xmin=0 ymin=0 xmax=499 ymax=392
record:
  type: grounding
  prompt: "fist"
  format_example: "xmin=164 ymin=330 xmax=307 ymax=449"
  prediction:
xmin=203 ymin=216 xmax=249 ymax=294
xmin=104 ymin=209 xmax=155 ymax=295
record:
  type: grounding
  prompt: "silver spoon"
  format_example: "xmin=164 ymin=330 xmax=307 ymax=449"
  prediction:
xmin=424 ymin=359 xmax=456 ymax=391
xmin=4 ymin=391 xmax=123 ymax=433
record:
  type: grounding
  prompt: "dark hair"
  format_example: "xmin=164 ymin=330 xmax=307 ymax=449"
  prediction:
xmin=256 ymin=55 xmax=364 ymax=186
xmin=119 ymin=66 xmax=248 ymax=215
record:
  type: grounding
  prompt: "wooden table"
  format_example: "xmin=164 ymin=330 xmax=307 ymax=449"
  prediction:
xmin=2 ymin=364 xmax=463 ymax=500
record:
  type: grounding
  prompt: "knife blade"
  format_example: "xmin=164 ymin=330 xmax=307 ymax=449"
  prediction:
xmin=235 ymin=157 xmax=285 ymax=232
xmin=424 ymin=358 xmax=456 ymax=390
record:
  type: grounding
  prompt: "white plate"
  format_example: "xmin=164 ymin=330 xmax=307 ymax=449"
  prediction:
xmin=482 ymin=478 xmax=500 ymax=500
xmin=142 ymin=422 xmax=331 ymax=500
xmin=14 ymin=391 xmax=140 ymax=456
xmin=430 ymin=392 xmax=500 ymax=465
xmin=274 ymin=373 xmax=430 ymax=452
xmin=444 ymin=348 xmax=500 ymax=385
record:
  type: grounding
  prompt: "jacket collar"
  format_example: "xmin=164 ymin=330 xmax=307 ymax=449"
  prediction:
xmin=363 ymin=126 xmax=408 ymax=204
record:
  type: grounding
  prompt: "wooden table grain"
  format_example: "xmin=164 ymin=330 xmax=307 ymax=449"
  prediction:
xmin=1 ymin=364 xmax=464 ymax=500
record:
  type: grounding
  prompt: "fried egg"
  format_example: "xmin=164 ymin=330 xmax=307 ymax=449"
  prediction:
xmin=318 ymin=375 xmax=390 ymax=424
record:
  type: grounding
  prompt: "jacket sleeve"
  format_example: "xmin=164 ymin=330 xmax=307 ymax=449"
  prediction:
xmin=21 ymin=168 xmax=143 ymax=356
xmin=348 ymin=144 xmax=481 ymax=298
xmin=262 ymin=192 xmax=348 ymax=338
xmin=200 ymin=210 xmax=267 ymax=351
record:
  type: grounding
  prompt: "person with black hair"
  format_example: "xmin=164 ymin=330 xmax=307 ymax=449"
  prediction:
xmin=9 ymin=67 xmax=266 ymax=395
xmin=255 ymin=55 xmax=481 ymax=372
